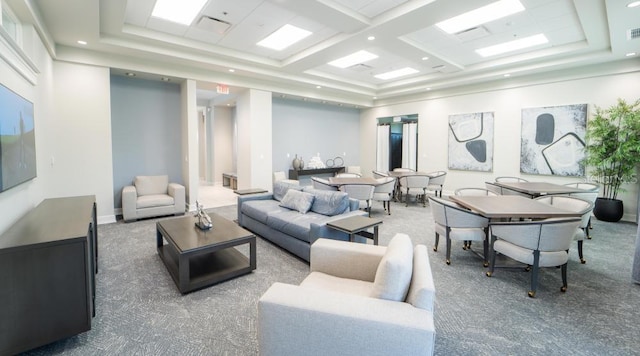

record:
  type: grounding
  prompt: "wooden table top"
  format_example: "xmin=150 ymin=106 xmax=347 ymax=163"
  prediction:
xmin=449 ymin=195 xmax=581 ymax=219
xmin=326 ymin=215 xmax=383 ymax=232
xmin=492 ymin=181 xmax=587 ymax=196
xmin=328 ymin=177 xmax=379 ymax=186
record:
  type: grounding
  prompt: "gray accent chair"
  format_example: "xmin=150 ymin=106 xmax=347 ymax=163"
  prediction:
xmin=429 ymin=196 xmax=489 ymax=266
xmin=534 ymin=195 xmax=593 ymax=263
xmin=122 ymin=175 xmax=185 ymax=222
xmin=486 ymin=217 xmax=581 ymax=298
xmin=258 ymin=234 xmax=436 ymax=355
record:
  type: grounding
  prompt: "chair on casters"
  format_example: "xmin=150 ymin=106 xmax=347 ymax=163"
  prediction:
xmin=373 ymin=176 xmax=396 ymax=215
xmin=429 ymin=196 xmax=489 ymax=266
xmin=426 ymin=171 xmax=447 ymax=197
xmin=534 ymin=195 xmax=594 ymax=264
xmin=311 ymin=177 xmax=338 ymax=191
xmin=340 ymin=184 xmax=375 ymax=217
xmin=399 ymin=175 xmax=429 ymax=207
xmin=495 ymin=176 xmax=529 ymax=182
xmin=486 ymin=218 xmax=581 ymax=297
xmin=565 ymin=182 xmax=599 ymax=238
xmin=455 ymin=187 xmax=498 ymax=196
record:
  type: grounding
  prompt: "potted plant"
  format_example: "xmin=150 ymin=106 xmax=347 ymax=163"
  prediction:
xmin=584 ymin=98 xmax=640 ymax=222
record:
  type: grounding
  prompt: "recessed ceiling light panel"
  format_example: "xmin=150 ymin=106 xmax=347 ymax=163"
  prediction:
xmin=328 ymin=50 xmax=378 ymax=68
xmin=151 ymin=0 xmax=208 ymax=26
xmin=257 ymin=24 xmax=312 ymax=51
xmin=436 ymin=0 xmax=525 ymax=34
xmin=476 ymin=33 xmax=548 ymax=57
xmin=374 ymin=67 xmax=419 ymax=80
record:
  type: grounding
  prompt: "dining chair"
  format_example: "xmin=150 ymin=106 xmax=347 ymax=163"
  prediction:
xmin=495 ymin=176 xmax=529 ymax=182
xmin=273 ymin=171 xmax=299 ymax=185
xmin=372 ymin=176 xmax=396 ymax=215
xmin=534 ymin=195 xmax=594 ymax=264
xmin=455 ymin=187 xmax=498 ymax=196
xmin=335 ymin=172 xmax=362 ymax=178
xmin=372 ymin=170 xmax=389 ymax=179
xmin=426 ymin=171 xmax=447 ymax=197
xmin=340 ymin=184 xmax=375 ymax=216
xmin=311 ymin=177 xmax=338 ymax=191
xmin=564 ymin=182 xmax=599 ymax=238
xmin=399 ymin=175 xmax=429 ymax=207
xmin=486 ymin=217 xmax=582 ymax=297
xmin=429 ymin=196 xmax=489 ymax=266
xmin=393 ymin=167 xmax=416 ymax=172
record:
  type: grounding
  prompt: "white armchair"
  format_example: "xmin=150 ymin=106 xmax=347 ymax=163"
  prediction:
xmin=258 ymin=234 xmax=436 ymax=356
xmin=122 ymin=175 xmax=185 ymax=222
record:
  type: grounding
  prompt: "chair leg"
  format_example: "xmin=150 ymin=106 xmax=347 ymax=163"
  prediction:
xmin=387 ymin=200 xmax=391 ymax=215
xmin=434 ymin=233 xmax=439 ymax=252
xmin=578 ymin=240 xmax=585 ymax=264
xmin=405 ymin=189 xmax=409 ymax=207
xmin=586 ymin=220 xmax=592 ymax=239
xmin=560 ymin=263 xmax=568 ymax=293
xmin=528 ymin=250 xmax=541 ymax=298
xmin=422 ymin=188 xmax=426 ymax=207
xmin=445 ymin=232 xmax=452 ymax=265
xmin=482 ymin=230 xmax=489 ymax=267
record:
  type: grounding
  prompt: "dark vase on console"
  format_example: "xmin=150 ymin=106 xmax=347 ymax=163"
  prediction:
xmin=593 ymin=198 xmax=624 ymax=222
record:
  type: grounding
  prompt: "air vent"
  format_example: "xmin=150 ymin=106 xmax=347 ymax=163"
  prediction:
xmin=432 ymin=65 xmax=446 ymax=72
xmin=628 ymin=27 xmax=640 ymax=40
xmin=349 ymin=63 xmax=373 ymax=72
xmin=197 ymin=16 xmax=232 ymax=35
xmin=455 ymin=26 xmax=490 ymax=42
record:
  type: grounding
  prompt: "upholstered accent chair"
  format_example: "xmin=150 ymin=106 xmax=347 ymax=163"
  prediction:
xmin=426 ymin=171 xmax=447 ymax=197
xmin=484 ymin=182 xmax=503 ymax=195
xmin=373 ymin=176 xmax=396 ymax=215
xmin=258 ymin=234 xmax=436 ymax=356
xmin=311 ymin=177 xmax=338 ymax=191
xmin=122 ymin=175 xmax=185 ymax=222
xmin=564 ymin=182 xmax=599 ymax=238
xmin=429 ymin=196 xmax=489 ymax=266
xmin=335 ymin=172 xmax=361 ymax=178
xmin=399 ymin=175 xmax=430 ymax=207
xmin=486 ymin=218 xmax=582 ymax=297
xmin=345 ymin=165 xmax=362 ymax=175
xmin=372 ymin=170 xmax=389 ymax=179
xmin=534 ymin=195 xmax=594 ymax=263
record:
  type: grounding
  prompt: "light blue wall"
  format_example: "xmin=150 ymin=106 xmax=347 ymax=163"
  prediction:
xmin=110 ymin=75 xmax=183 ymax=208
xmin=272 ymin=98 xmax=360 ymax=182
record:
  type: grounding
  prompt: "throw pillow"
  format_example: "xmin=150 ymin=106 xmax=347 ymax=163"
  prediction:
xmin=370 ymin=233 xmax=414 ymax=302
xmin=279 ymin=189 xmax=315 ymax=214
xmin=303 ymin=187 xmax=349 ymax=216
xmin=273 ymin=181 xmax=303 ymax=201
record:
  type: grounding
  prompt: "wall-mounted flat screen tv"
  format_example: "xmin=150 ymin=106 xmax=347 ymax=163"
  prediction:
xmin=0 ymin=82 xmax=36 ymax=192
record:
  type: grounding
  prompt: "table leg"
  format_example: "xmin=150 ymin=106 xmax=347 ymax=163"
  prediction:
xmin=178 ymin=253 xmax=189 ymax=293
xmin=349 ymin=233 xmax=355 ymax=242
xmin=250 ymin=238 xmax=257 ymax=270
xmin=373 ymin=225 xmax=379 ymax=245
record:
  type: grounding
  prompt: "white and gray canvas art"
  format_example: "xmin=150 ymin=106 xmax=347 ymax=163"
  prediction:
xmin=448 ymin=112 xmax=494 ymax=172
xmin=520 ymin=104 xmax=587 ymax=176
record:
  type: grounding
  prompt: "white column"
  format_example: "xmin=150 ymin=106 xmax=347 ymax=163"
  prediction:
xmin=181 ymin=79 xmax=199 ymax=211
xmin=236 ymin=89 xmax=272 ymax=190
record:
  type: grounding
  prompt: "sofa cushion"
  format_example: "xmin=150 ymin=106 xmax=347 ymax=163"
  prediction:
xmin=273 ymin=181 xmax=303 ymax=202
xmin=241 ymin=200 xmax=288 ymax=224
xmin=135 ymin=175 xmax=169 ymax=196
xmin=280 ymin=190 xmax=315 ymax=214
xmin=370 ymin=233 xmax=414 ymax=302
xmin=136 ymin=194 xmax=174 ymax=209
xmin=300 ymin=271 xmax=374 ymax=298
xmin=267 ymin=211 xmax=331 ymax=243
xmin=303 ymin=187 xmax=349 ymax=216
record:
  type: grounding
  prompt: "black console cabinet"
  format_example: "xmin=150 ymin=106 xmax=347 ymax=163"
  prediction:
xmin=288 ymin=167 xmax=345 ymax=180
xmin=0 ymin=195 xmax=97 ymax=355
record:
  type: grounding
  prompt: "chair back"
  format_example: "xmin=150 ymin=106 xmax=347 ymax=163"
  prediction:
xmin=565 ymin=182 xmax=599 ymax=204
xmin=335 ymin=172 xmax=361 ymax=178
xmin=495 ymin=176 xmax=529 ymax=182
xmin=372 ymin=170 xmax=389 ymax=179
xmin=374 ymin=177 xmax=396 ymax=194
xmin=311 ymin=177 xmax=338 ymax=191
xmin=501 ymin=187 xmax=533 ymax=198
xmin=455 ymin=187 xmax=498 ymax=196
xmin=427 ymin=171 xmax=447 ymax=186
xmin=429 ymin=196 xmax=488 ymax=229
xmin=535 ymin=195 xmax=593 ymax=229
xmin=402 ymin=175 xmax=429 ymax=189
xmin=340 ymin=184 xmax=375 ymax=201
xmin=273 ymin=171 xmax=286 ymax=182
xmin=393 ymin=167 xmax=416 ymax=172
xmin=491 ymin=218 xmax=580 ymax=251
xmin=484 ymin=182 xmax=502 ymax=195
xmin=346 ymin=166 xmax=362 ymax=175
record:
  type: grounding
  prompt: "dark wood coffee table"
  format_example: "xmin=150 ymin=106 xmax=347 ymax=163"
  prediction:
xmin=156 ymin=213 xmax=256 ymax=294
xmin=327 ymin=215 xmax=383 ymax=245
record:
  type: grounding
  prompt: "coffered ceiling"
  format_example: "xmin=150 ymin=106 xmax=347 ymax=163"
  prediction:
xmin=18 ymin=0 xmax=640 ymax=106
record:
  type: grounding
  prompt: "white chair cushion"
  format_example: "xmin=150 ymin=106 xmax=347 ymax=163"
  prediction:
xmin=136 ymin=194 xmax=174 ymax=209
xmin=300 ymin=271 xmax=374 ymax=297
xmin=449 ymin=228 xmax=486 ymax=242
xmin=371 ymin=233 xmax=414 ymax=302
xmin=494 ymin=240 xmax=568 ymax=267
xmin=134 ymin=175 xmax=169 ymax=196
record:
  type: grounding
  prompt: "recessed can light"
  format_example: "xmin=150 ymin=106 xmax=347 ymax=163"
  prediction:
xmin=367 ymin=36 xmax=375 ymax=41
xmin=625 ymin=52 xmax=637 ymax=57
xmin=77 ymin=40 xmax=87 ymax=45
xmin=125 ymin=72 xmax=136 ymax=77
xmin=228 ymin=69 xmax=235 ymax=72
xmin=627 ymin=1 xmax=640 ymax=8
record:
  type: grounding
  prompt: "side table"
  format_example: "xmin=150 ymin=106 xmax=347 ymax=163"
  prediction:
xmin=327 ymin=215 xmax=383 ymax=245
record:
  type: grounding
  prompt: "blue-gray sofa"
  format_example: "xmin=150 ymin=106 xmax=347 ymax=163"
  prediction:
xmin=237 ymin=181 xmax=367 ymax=262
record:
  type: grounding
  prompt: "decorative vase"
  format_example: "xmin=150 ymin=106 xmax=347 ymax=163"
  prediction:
xmin=300 ymin=157 xmax=304 ymax=170
xmin=593 ymin=197 xmax=624 ymax=222
xmin=292 ymin=154 xmax=301 ymax=170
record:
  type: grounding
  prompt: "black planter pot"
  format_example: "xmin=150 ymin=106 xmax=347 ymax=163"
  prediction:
xmin=593 ymin=198 xmax=624 ymax=222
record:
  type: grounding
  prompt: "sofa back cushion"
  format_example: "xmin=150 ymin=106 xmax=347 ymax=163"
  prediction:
xmin=273 ymin=181 xmax=303 ymax=202
xmin=303 ymin=187 xmax=349 ymax=216
xmin=370 ymin=233 xmax=414 ymax=302
xmin=406 ymin=244 xmax=436 ymax=311
xmin=135 ymin=175 xmax=169 ymax=196
xmin=279 ymin=190 xmax=315 ymax=214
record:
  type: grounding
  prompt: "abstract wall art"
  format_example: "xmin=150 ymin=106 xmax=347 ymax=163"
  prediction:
xmin=448 ymin=112 xmax=494 ymax=172
xmin=520 ymin=104 xmax=587 ymax=176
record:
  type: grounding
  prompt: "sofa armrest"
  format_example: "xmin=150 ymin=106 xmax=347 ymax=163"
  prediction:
xmin=308 ymin=209 xmax=367 ymax=244
xmin=167 ymin=183 xmax=186 ymax=214
xmin=310 ymin=238 xmax=385 ymax=282
xmin=122 ymin=185 xmax=137 ymax=222
xmin=237 ymin=193 xmax=275 ymax=226
xmin=259 ymin=283 xmax=435 ymax=356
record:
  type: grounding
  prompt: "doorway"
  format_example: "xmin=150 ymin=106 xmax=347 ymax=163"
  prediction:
xmin=376 ymin=115 xmax=418 ymax=171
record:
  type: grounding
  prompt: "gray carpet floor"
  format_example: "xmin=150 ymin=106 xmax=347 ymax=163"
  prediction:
xmin=23 ymin=201 xmax=640 ymax=355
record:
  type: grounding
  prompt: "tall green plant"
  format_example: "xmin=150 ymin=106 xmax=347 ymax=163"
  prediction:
xmin=584 ymin=98 xmax=640 ymax=200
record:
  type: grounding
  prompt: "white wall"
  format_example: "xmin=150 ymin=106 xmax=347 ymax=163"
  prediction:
xmin=236 ymin=89 xmax=272 ymax=191
xmin=211 ymin=106 xmax=234 ymax=185
xmin=361 ymin=70 xmax=640 ymax=222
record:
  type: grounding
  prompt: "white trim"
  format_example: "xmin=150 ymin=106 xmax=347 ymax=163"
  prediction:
xmin=0 ymin=25 xmax=38 ymax=84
